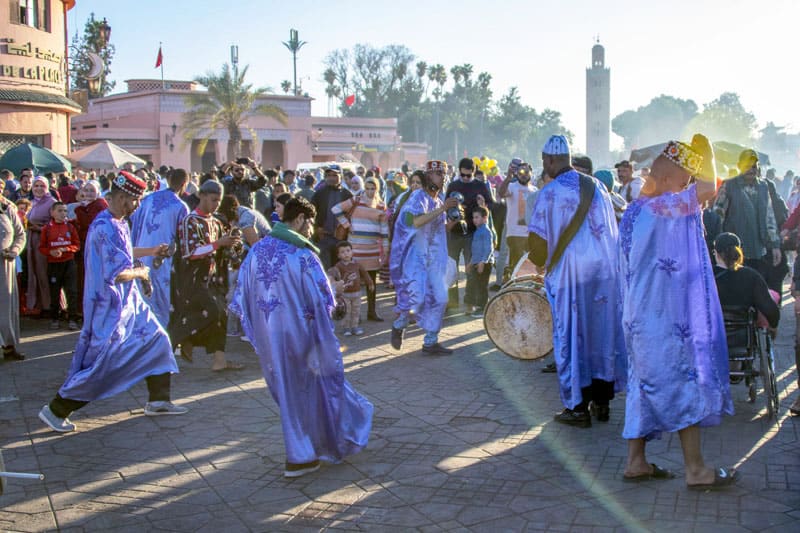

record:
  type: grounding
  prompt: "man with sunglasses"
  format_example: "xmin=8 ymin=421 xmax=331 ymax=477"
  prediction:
xmin=221 ymin=157 xmax=267 ymax=209
xmin=444 ymin=158 xmax=494 ymax=310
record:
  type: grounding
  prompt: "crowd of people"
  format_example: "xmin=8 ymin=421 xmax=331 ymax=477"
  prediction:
xmin=2 ymin=133 xmax=799 ymax=483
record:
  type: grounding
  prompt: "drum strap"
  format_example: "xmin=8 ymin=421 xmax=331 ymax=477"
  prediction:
xmin=548 ymin=174 xmax=595 ymax=271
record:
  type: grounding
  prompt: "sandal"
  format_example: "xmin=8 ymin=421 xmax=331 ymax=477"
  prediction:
xmin=687 ymin=467 xmax=739 ymax=491
xmin=212 ymin=361 xmax=244 ymax=372
xmin=623 ymin=463 xmax=676 ymax=482
xmin=3 ymin=346 xmax=25 ymax=361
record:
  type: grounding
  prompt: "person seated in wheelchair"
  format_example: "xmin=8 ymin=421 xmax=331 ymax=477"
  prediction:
xmin=713 ymin=233 xmax=780 ymax=383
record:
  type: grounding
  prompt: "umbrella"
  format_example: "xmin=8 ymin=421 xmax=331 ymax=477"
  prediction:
xmin=68 ymin=141 xmax=145 ymax=170
xmin=0 ymin=143 xmax=71 ymax=176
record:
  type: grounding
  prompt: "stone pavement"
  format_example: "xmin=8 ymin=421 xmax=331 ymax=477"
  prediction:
xmin=1 ymin=287 xmax=799 ymax=532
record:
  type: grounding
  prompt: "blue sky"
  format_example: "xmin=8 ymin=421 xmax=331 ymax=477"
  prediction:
xmin=70 ymin=0 xmax=800 ymax=151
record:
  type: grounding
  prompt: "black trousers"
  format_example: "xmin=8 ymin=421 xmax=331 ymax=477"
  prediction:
xmin=467 ymin=265 xmax=492 ymax=309
xmin=49 ymin=373 xmax=172 ymax=419
xmin=48 ymin=259 xmax=78 ymax=320
xmin=575 ymin=379 xmax=615 ymax=411
xmin=366 ymin=270 xmax=379 ymax=316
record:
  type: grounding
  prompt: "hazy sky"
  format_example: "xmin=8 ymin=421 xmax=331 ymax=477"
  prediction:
xmin=70 ymin=0 xmax=800 ymax=152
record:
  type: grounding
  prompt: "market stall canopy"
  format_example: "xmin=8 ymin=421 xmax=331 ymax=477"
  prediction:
xmin=630 ymin=141 xmax=770 ymax=176
xmin=68 ymin=141 xmax=145 ymax=170
xmin=0 ymin=143 xmax=71 ymax=176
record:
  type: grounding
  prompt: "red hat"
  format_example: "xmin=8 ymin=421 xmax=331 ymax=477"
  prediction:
xmin=425 ymin=160 xmax=448 ymax=174
xmin=113 ymin=171 xmax=147 ymax=199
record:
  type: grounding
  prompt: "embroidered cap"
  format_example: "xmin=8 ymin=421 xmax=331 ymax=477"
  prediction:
xmin=425 ymin=160 xmax=448 ymax=174
xmin=542 ymin=135 xmax=571 ymax=156
xmin=199 ymin=179 xmax=223 ymax=195
xmin=112 ymin=171 xmax=147 ymax=199
xmin=661 ymin=141 xmax=703 ymax=176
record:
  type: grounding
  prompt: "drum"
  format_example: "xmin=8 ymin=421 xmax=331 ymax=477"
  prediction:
xmin=484 ymin=275 xmax=553 ymax=360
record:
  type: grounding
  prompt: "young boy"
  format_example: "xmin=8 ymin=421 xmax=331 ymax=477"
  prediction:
xmin=467 ymin=206 xmax=495 ymax=319
xmin=327 ymin=241 xmax=373 ymax=336
xmin=38 ymin=202 xmax=80 ymax=330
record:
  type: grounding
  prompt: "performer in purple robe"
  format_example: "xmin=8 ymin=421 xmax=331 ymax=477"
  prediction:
xmin=39 ymin=172 xmax=185 ymax=434
xmin=527 ymin=136 xmax=627 ymax=428
xmin=230 ymin=197 xmax=373 ymax=478
xmin=389 ymin=160 xmax=460 ymax=355
xmin=619 ymin=135 xmax=738 ymax=490
xmin=130 ymin=168 xmax=190 ymax=328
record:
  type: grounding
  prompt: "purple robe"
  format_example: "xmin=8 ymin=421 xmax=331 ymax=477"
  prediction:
xmin=389 ymin=189 xmax=448 ymax=333
xmin=130 ymin=189 xmax=189 ymax=328
xmin=230 ymin=228 xmax=373 ymax=464
xmin=619 ymin=184 xmax=733 ymax=439
xmin=528 ymin=170 xmax=627 ymax=409
xmin=58 ymin=210 xmax=178 ymax=402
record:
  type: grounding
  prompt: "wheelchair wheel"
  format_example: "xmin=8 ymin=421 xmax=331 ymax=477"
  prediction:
xmin=759 ymin=333 xmax=779 ymax=419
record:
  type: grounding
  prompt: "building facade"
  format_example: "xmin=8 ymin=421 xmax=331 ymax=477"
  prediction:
xmin=0 ymin=0 xmax=80 ymax=156
xmin=71 ymin=79 xmax=426 ymax=173
xmin=586 ymin=41 xmax=610 ymax=168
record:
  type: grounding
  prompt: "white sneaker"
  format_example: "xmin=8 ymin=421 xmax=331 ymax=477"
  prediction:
xmin=144 ymin=401 xmax=188 ymax=416
xmin=284 ymin=460 xmax=320 ymax=478
xmin=240 ymin=335 xmax=251 ymax=343
xmin=353 ymin=327 xmax=364 ymax=336
xmin=39 ymin=404 xmax=76 ymax=433
xmin=343 ymin=329 xmax=353 ymax=336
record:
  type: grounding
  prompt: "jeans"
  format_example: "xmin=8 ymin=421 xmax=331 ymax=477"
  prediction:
xmin=447 ymin=231 xmax=472 ymax=303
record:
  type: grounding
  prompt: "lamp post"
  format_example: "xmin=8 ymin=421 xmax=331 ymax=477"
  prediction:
xmin=282 ymin=29 xmax=307 ymax=96
xmin=86 ymin=16 xmax=111 ymax=98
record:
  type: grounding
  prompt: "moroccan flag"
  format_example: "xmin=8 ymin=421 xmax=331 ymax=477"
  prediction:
xmin=345 ymin=94 xmax=355 ymax=107
xmin=155 ymin=46 xmax=163 ymax=68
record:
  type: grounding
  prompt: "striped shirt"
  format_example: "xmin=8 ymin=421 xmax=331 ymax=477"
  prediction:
xmin=332 ymin=196 xmax=389 ymax=271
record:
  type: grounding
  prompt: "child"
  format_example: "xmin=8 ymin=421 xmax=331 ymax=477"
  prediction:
xmin=467 ymin=206 xmax=495 ymax=319
xmin=327 ymin=241 xmax=373 ymax=336
xmin=38 ymin=202 xmax=80 ymax=330
xmin=271 ymin=192 xmax=292 ymax=224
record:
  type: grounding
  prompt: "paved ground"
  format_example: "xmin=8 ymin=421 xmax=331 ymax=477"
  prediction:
xmin=1 ymin=286 xmax=799 ymax=532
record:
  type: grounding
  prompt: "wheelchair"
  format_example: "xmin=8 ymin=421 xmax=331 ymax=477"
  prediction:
xmin=723 ymin=306 xmax=780 ymax=419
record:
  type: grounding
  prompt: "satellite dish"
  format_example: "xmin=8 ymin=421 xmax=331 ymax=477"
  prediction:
xmin=86 ymin=52 xmax=104 ymax=79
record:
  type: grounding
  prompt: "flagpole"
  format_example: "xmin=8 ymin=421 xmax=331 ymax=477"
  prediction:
xmin=160 ymin=42 xmax=165 ymax=91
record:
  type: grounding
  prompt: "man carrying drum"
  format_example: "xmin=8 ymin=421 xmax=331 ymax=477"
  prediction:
xmin=527 ymin=135 xmax=627 ymax=428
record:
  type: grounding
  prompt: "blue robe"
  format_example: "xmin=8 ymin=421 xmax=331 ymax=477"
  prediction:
xmin=59 ymin=210 xmax=179 ymax=402
xmin=230 ymin=229 xmax=373 ymax=464
xmin=389 ymin=189 xmax=448 ymax=334
xmin=528 ymin=170 xmax=627 ymax=409
xmin=129 ymin=189 xmax=189 ymax=328
xmin=619 ymin=185 xmax=733 ymax=440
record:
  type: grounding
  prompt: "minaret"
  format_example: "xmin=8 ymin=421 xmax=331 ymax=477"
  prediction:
xmin=586 ymin=39 xmax=610 ymax=167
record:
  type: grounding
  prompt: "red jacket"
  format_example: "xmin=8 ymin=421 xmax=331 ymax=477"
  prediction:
xmin=74 ymin=198 xmax=108 ymax=244
xmin=39 ymin=219 xmax=80 ymax=263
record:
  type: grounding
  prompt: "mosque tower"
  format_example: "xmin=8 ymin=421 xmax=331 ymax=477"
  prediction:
xmin=586 ymin=39 xmax=610 ymax=167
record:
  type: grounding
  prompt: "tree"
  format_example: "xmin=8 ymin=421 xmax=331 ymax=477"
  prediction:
xmin=280 ymin=80 xmax=292 ymax=94
xmin=442 ymin=109 xmax=467 ymax=160
xmin=611 ymin=95 xmax=698 ymax=149
xmin=69 ymin=13 xmax=116 ymax=97
xmin=182 ymin=63 xmax=288 ymax=160
xmin=687 ymin=92 xmax=757 ymax=145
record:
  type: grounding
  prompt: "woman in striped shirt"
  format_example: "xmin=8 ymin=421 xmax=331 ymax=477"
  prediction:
xmin=333 ymin=177 xmax=389 ymax=321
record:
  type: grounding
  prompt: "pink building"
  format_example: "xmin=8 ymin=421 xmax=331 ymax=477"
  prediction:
xmin=71 ymin=79 xmax=428 ymax=172
xmin=0 ymin=0 xmax=80 ymax=156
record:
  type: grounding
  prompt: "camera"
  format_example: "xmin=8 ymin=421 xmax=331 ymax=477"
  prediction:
xmin=447 ymin=192 xmax=468 ymax=235
xmin=226 ymin=227 xmax=246 ymax=269
xmin=235 ymin=157 xmax=250 ymax=165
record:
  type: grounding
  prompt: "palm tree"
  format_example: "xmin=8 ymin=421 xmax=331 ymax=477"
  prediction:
xmin=427 ymin=64 xmax=447 ymax=157
xmin=280 ymin=80 xmax=292 ymax=94
xmin=442 ymin=110 xmax=467 ymax=161
xmin=182 ymin=63 xmax=288 ymax=160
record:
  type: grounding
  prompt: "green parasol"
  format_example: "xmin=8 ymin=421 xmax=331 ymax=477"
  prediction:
xmin=0 ymin=143 xmax=72 ymax=176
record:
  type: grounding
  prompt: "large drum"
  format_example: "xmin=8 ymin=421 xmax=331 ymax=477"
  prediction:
xmin=484 ymin=274 xmax=553 ymax=360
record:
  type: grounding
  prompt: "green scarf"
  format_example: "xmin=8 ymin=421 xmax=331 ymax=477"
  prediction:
xmin=270 ymin=221 xmax=320 ymax=254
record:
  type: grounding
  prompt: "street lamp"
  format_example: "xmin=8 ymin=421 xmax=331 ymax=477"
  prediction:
xmin=96 ymin=18 xmax=111 ymax=52
xmin=165 ymin=123 xmax=177 ymax=152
